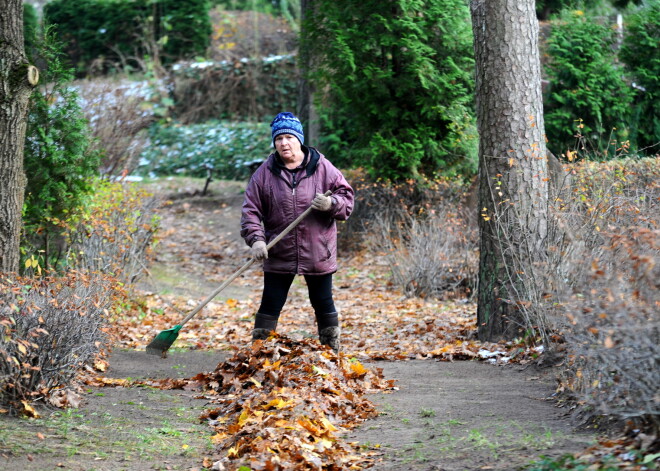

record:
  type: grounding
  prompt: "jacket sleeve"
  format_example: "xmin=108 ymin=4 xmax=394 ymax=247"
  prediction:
xmin=240 ymin=174 xmax=266 ymax=247
xmin=328 ymin=168 xmax=354 ymax=221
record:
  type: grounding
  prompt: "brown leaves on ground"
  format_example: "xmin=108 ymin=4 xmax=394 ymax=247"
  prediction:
xmin=110 ymin=249 xmax=528 ymax=364
xmin=542 ymin=433 xmax=660 ymax=470
xmin=95 ymin=335 xmax=395 ymax=469
xmin=47 ymin=389 xmax=83 ymax=409
xmin=108 ymin=192 xmax=521 ymax=363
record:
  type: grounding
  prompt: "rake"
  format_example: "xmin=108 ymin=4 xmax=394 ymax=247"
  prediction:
xmin=146 ymin=190 xmax=332 ymax=356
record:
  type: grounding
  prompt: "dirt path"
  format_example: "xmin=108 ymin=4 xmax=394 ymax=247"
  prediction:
xmin=1 ymin=179 xmax=597 ymax=470
xmin=0 ymin=350 xmax=593 ymax=471
xmin=1 ymin=351 xmax=593 ymax=471
xmin=350 ymin=361 xmax=593 ymax=470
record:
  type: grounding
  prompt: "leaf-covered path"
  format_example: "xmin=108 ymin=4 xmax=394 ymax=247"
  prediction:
xmin=1 ymin=180 xmax=596 ymax=470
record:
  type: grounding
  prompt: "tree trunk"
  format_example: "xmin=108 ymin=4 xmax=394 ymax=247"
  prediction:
xmin=0 ymin=0 xmax=38 ymax=273
xmin=297 ymin=0 xmax=319 ymax=144
xmin=470 ymin=0 xmax=549 ymax=341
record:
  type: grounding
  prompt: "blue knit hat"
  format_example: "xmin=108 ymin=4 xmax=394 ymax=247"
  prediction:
xmin=270 ymin=112 xmax=304 ymax=146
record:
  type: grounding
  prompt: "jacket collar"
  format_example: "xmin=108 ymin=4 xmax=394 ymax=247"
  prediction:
xmin=269 ymin=145 xmax=320 ymax=177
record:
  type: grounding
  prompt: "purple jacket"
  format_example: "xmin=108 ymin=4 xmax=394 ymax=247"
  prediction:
xmin=240 ymin=147 xmax=354 ymax=275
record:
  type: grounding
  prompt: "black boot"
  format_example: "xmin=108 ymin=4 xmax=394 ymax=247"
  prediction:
xmin=252 ymin=328 xmax=272 ymax=341
xmin=316 ymin=312 xmax=340 ymax=353
xmin=319 ymin=326 xmax=341 ymax=353
xmin=252 ymin=313 xmax=278 ymax=341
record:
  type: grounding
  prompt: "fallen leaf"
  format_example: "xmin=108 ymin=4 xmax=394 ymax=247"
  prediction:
xmin=349 ymin=361 xmax=368 ymax=377
xmin=21 ymin=400 xmax=40 ymax=418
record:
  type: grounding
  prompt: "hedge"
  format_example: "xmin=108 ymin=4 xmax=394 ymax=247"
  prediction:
xmin=44 ymin=0 xmax=211 ymax=75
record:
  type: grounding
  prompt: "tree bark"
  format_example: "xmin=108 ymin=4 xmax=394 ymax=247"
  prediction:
xmin=470 ymin=0 xmax=549 ymax=341
xmin=297 ymin=0 xmax=319 ymax=144
xmin=0 ymin=0 xmax=38 ymax=273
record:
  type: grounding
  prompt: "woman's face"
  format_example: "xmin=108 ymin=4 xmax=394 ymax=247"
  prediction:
xmin=274 ymin=134 xmax=302 ymax=164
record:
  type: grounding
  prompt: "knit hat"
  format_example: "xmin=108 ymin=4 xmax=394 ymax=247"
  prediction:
xmin=270 ymin=112 xmax=304 ymax=146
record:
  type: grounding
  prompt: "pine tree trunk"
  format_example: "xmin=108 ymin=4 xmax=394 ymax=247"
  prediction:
xmin=0 ymin=0 xmax=38 ymax=273
xmin=297 ymin=0 xmax=319 ymax=144
xmin=470 ymin=0 xmax=549 ymax=341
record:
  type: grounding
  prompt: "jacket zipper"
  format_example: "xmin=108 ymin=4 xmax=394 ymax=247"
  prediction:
xmin=291 ymin=173 xmax=299 ymax=271
xmin=274 ymin=170 xmax=308 ymax=195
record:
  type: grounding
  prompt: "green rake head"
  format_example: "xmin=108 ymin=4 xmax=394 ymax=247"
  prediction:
xmin=146 ymin=324 xmax=183 ymax=356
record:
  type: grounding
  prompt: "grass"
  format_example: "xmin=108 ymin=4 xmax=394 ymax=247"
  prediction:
xmin=527 ymin=454 xmax=623 ymax=471
xmin=383 ymin=417 xmax=576 ymax=466
xmin=419 ymin=408 xmax=436 ymax=418
xmin=364 ymin=399 xmax=578 ymax=466
xmin=400 ymin=442 xmax=428 ymax=464
xmin=446 ymin=419 xmax=466 ymax=426
xmin=519 ymin=426 xmax=558 ymax=449
xmin=0 ymin=388 xmax=212 ymax=466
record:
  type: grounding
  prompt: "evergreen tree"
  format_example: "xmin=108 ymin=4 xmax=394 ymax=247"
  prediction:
xmin=304 ymin=0 xmax=476 ymax=180
xmin=23 ymin=28 xmax=101 ymax=268
xmin=619 ymin=0 xmax=660 ymax=153
xmin=543 ymin=10 xmax=635 ymax=156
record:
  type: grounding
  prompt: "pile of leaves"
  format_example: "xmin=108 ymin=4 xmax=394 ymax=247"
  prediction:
xmin=199 ymin=336 xmax=393 ymax=469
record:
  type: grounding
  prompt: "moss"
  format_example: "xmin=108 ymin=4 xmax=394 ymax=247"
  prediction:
xmin=7 ymin=62 xmax=33 ymax=91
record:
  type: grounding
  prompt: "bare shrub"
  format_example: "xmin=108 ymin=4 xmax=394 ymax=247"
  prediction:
xmin=475 ymin=157 xmax=659 ymax=347
xmin=170 ymin=55 xmax=298 ymax=123
xmin=547 ymin=158 xmax=660 ymax=430
xmin=341 ymin=171 xmax=469 ymax=248
xmin=373 ymin=208 xmax=478 ymax=299
xmin=67 ymin=180 xmax=160 ymax=287
xmin=76 ymin=78 xmax=155 ymax=175
xmin=208 ymin=9 xmax=297 ymax=62
xmin=169 ymin=9 xmax=298 ymax=123
xmin=547 ymin=158 xmax=659 ymax=298
xmin=2 ymin=180 xmax=159 ymax=411
xmin=558 ymin=228 xmax=659 ymax=430
xmin=356 ymin=175 xmax=478 ymax=299
xmin=0 ymin=272 xmax=114 ymax=412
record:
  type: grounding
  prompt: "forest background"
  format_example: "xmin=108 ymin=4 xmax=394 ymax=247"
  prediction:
xmin=0 ymin=0 xmax=658 ymax=470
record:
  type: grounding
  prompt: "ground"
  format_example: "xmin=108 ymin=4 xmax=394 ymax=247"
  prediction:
xmin=0 ymin=178 xmax=598 ymax=471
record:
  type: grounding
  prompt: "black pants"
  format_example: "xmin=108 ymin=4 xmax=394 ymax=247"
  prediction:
xmin=256 ymin=272 xmax=338 ymax=329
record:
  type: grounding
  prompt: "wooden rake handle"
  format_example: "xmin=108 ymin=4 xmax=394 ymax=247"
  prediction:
xmin=177 ymin=190 xmax=333 ymax=327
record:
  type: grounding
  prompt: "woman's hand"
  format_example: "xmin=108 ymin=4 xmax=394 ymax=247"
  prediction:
xmin=312 ymin=193 xmax=332 ymax=211
xmin=251 ymin=241 xmax=268 ymax=260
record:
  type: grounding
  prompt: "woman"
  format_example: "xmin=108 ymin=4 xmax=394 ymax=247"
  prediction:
xmin=240 ymin=112 xmax=354 ymax=352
